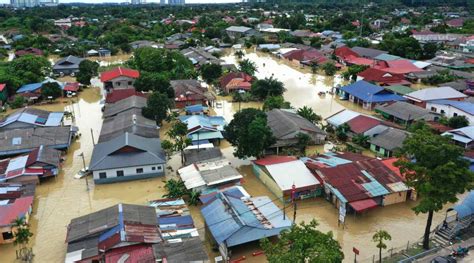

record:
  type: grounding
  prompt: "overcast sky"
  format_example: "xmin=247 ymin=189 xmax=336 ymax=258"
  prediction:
xmin=1 ymin=0 xmax=241 ymax=3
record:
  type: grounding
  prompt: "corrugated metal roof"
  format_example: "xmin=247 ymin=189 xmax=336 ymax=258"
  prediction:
xmin=326 ymin=109 xmax=360 ymax=127
xmin=260 ymin=159 xmax=320 ymax=191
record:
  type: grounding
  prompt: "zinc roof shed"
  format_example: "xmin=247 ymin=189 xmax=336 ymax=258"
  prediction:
xmin=325 ymin=109 xmax=360 ymax=127
xmin=405 ymin=86 xmax=467 ymax=102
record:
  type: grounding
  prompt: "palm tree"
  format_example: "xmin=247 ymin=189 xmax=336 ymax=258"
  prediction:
xmin=373 ymin=230 xmax=391 ymax=263
xmin=297 ymin=106 xmax=322 ymax=124
xmin=352 ymin=134 xmax=370 ymax=148
xmin=234 ymin=50 xmax=244 ymax=59
xmin=12 ymin=216 xmax=34 ymax=261
xmin=238 ymin=59 xmax=258 ymax=76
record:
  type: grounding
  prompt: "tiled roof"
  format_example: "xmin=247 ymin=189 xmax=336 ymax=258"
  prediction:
xmin=0 ymin=196 xmax=34 ymax=226
xmin=346 ymin=115 xmax=381 ymax=134
xmin=105 ymin=89 xmax=147 ymax=104
xmin=100 ymin=67 xmax=140 ymax=82
xmin=358 ymin=68 xmax=406 ymax=85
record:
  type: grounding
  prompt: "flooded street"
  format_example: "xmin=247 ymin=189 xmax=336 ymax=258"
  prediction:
xmin=0 ymin=52 xmax=453 ymax=263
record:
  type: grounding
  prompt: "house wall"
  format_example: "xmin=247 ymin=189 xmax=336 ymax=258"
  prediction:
xmin=0 ymin=210 xmax=31 ymax=244
xmin=252 ymin=164 xmax=283 ymax=201
xmin=106 ymin=76 xmax=136 ymax=91
xmin=426 ymin=102 xmax=474 ymax=125
xmin=370 ymin=143 xmax=391 ymax=157
xmin=383 ymin=191 xmax=408 ymax=206
xmin=93 ymin=163 xmax=165 ymax=184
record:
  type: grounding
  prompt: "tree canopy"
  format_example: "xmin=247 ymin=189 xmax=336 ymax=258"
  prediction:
xmin=261 ymin=219 xmax=344 ymax=263
xmin=263 ymin=96 xmax=291 ymax=111
xmin=41 ymin=82 xmax=62 ymax=99
xmin=200 ymin=63 xmax=223 ymax=84
xmin=134 ymin=72 xmax=174 ymax=97
xmin=224 ymin=108 xmax=275 ymax=159
xmin=297 ymin=106 xmax=322 ymax=124
xmin=238 ymin=59 xmax=258 ymax=76
xmin=76 ymin=60 xmax=99 ymax=85
xmin=142 ymin=92 xmax=173 ymax=125
xmin=251 ymin=77 xmax=286 ymax=100
xmin=395 ymin=129 xmax=474 ymax=249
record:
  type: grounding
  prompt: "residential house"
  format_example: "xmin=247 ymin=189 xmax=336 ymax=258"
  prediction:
xmin=311 ymin=155 xmax=410 ymax=214
xmin=14 ymin=48 xmax=43 ymax=58
xmin=200 ymin=186 xmax=292 ymax=260
xmin=54 ymin=18 xmax=72 ymax=29
xmin=65 ymin=204 xmax=208 ymax=263
xmin=130 ymin=40 xmax=159 ymax=49
xmin=375 ymin=59 xmax=425 ymax=75
xmin=375 ymin=101 xmax=438 ymax=125
xmin=253 ymin=156 xmax=321 ymax=202
xmin=0 ymin=146 xmax=61 ymax=184
xmin=178 ymin=115 xmax=226 ymax=144
xmin=383 ymin=85 xmax=415 ymax=96
xmin=370 ymin=128 xmax=409 ymax=157
xmin=325 ymin=109 xmax=360 ymax=128
xmin=266 ymin=109 xmax=327 ymax=152
xmin=219 ymin=72 xmax=253 ymax=94
xmin=100 ymin=67 xmax=140 ymax=92
xmin=183 ymin=147 xmax=223 ymax=166
xmin=178 ymin=159 xmax=243 ymax=195
xmin=181 ymin=47 xmax=221 ymax=66
xmin=404 ymin=86 xmax=467 ymax=108
xmin=98 ymin=109 xmax=158 ymax=143
xmin=105 ymin=88 xmax=147 ymax=104
xmin=338 ymin=80 xmax=406 ymax=110
xmin=225 ymin=26 xmax=256 ymax=39
xmin=442 ymin=126 xmax=474 ymax=149
xmin=63 ymin=82 xmax=80 ymax=95
xmin=352 ymin=46 xmax=388 ymax=59
xmin=0 ymin=183 xmax=34 ymax=244
xmin=103 ymin=95 xmax=147 ymax=118
xmin=425 ymin=100 xmax=474 ymax=125
xmin=447 ymin=18 xmax=464 ymax=28
xmin=0 ymin=84 xmax=7 ymax=104
xmin=0 ymin=108 xmax=64 ymax=131
xmin=171 ymin=79 xmax=215 ymax=108
xmin=0 ymin=126 xmax=74 ymax=157
xmin=357 ymin=68 xmax=411 ymax=86
xmin=53 ymin=55 xmax=85 ymax=76
xmin=16 ymin=78 xmax=66 ymax=101
xmin=89 ymin=132 xmax=166 ymax=184
xmin=346 ymin=115 xmax=388 ymax=137
xmin=281 ymin=48 xmax=328 ymax=67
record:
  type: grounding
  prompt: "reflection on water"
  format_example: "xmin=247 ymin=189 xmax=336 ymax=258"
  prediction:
xmin=0 ymin=52 xmax=454 ymax=263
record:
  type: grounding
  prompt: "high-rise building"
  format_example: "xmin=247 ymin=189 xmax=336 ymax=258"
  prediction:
xmin=163 ymin=0 xmax=185 ymax=6
xmin=131 ymin=0 xmax=146 ymax=4
xmin=11 ymin=0 xmax=40 ymax=8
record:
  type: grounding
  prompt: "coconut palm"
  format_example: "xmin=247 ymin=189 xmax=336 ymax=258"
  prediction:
xmin=238 ymin=59 xmax=258 ymax=76
xmin=297 ymin=106 xmax=322 ymax=124
xmin=373 ymin=230 xmax=391 ymax=263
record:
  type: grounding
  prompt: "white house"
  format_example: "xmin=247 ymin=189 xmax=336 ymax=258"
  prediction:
xmin=100 ymin=67 xmax=140 ymax=92
xmin=89 ymin=132 xmax=166 ymax=184
xmin=426 ymin=100 xmax=474 ymax=125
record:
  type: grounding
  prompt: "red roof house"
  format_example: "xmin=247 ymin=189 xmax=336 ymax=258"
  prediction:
xmin=376 ymin=60 xmax=424 ymax=75
xmin=345 ymin=55 xmax=375 ymax=66
xmin=446 ymin=18 xmax=464 ymax=28
xmin=100 ymin=67 xmax=140 ymax=92
xmin=15 ymin=48 xmax=44 ymax=57
xmin=220 ymin=72 xmax=253 ymax=93
xmin=105 ymin=88 xmax=147 ymax=104
xmin=346 ymin=115 xmax=383 ymax=135
xmin=282 ymin=49 xmax=328 ymax=65
xmin=357 ymin=68 xmax=411 ymax=86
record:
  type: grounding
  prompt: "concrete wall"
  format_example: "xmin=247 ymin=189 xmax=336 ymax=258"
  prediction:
xmin=93 ymin=163 xmax=165 ymax=184
xmin=370 ymin=143 xmax=391 ymax=157
xmin=426 ymin=102 xmax=474 ymax=125
xmin=252 ymin=164 xmax=283 ymax=201
xmin=383 ymin=191 xmax=408 ymax=206
xmin=107 ymin=76 xmax=136 ymax=90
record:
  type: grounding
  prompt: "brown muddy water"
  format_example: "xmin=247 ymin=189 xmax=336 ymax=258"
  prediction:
xmin=0 ymin=53 xmax=453 ymax=263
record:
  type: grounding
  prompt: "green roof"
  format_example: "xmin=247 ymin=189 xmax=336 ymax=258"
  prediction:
xmin=384 ymin=85 xmax=415 ymax=95
xmin=374 ymin=54 xmax=402 ymax=61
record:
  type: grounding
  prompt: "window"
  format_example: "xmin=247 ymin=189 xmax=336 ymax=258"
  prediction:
xmin=99 ymin=172 xmax=107 ymax=179
xmin=116 ymin=82 xmax=121 ymax=86
xmin=454 ymin=113 xmax=458 ymax=117
xmin=151 ymin=167 xmax=156 ymax=171
xmin=440 ymin=110 xmax=445 ymax=114
xmin=116 ymin=170 xmax=124 ymax=177
xmin=431 ymin=107 xmax=437 ymax=112
xmin=157 ymin=165 xmax=162 ymax=170
xmin=2 ymin=231 xmax=14 ymax=240
xmin=128 ymin=81 xmax=132 ymax=85
xmin=375 ymin=145 xmax=380 ymax=151
xmin=136 ymin=168 xmax=144 ymax=174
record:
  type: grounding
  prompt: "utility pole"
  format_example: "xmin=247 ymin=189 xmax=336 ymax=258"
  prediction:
xmin=79 ymin=152 xmax=89 ymax=191
xmin=90 ymin=129 xmax=95 ymax=146
xmin=293 ymin=202 xmax=297 ymax=222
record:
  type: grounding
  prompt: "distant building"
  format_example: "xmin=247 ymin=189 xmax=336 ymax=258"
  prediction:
xmin=160 ymin=0 xmax=185 ymax=5
xmin=10 ymin=0 xmax=40 ymax=8
xmin=131 ymin=0 xmax=146 ymax=4
xmin=52 ymin=55 xmax=85 ymax=76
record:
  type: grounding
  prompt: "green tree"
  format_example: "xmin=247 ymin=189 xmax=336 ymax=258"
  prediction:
xmin=134 ymin=72 xmax=173 ymax=97
xmin=448 ymin=115 xmax=469 ymax=129
xmin=261 ymin=219 xmax=344 ymax=262
xmin=296 ymin=132 xmax=311 ymax=154
xmin=41 ymin=82 xmax=62 ymax=99
xmin=200 ymin=63 xmax=223 ymax=84
xmin=250 ymin=77 xmax=285 ymax=100
xmin=11 ymin=216 xmax=34 ymax=261
xmin=142 ymin=92 xmax=172 ymax=125
xmin=342 ymin=65 xmax=368 ymax=81
xmin=76 ymin=60 xmax=99 ymax=85
xmin=225 ymin=108 xmax=275 ymax=159
xmin=336 ymin=123 xmax=350 ymax=141
xmin=161 ymin=140 xmax=174 ymax=160
xmin=322 ymin=62 xmax=337 ymax=76
xmin=9 ymin=55 xmax=51 ymax=84
xmin=165 ymin=121 xmax=192 ymax=164
xmin=234 ymin=50 xmax=244 ymax=59
xmin=163 ymin=179 xmax=188 ymax=198
xmin=373 ymin=230 xmax=391 ymax=263
xmin=297 ymin=106 xmax=322 ymax=124
xmin=238 ymin=59 xmax=258 ymax=76
xmin=352 ymin=134 xmax=370 ymax=148
xmin=263 ymin=96 xmax=291 ymax=111
xmin=395 ymin=129 xmax=474 ymax=249
xmin=10 ymin=95 xmax=26 ymax=109
xmin=188 ymin=189 xmax=201 ymax=206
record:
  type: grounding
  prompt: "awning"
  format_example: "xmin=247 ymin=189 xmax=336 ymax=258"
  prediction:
xmin=349 ymin=199 xmax=378 ymax=213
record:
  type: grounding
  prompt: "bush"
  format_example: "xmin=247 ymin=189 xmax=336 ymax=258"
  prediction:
xmin=10 ymin=96 xmax=26 ymax=109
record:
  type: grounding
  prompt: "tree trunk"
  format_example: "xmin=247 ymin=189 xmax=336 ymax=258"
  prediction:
xmin=180 ymin=150 xmax=184 ymax=165
xmin=423 ymin=210 xmax=434 ymax=250
xmin=379 ymin=247 xmax=382 ymax=263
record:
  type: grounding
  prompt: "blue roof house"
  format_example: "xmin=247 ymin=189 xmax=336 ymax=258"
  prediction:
xmin=339 ymin=80 xmax=406 ymax=110
xmin=179 ymin=115 xmax=226 ymax=144
xmin=201 ymin=186 xmax=292 ymax=259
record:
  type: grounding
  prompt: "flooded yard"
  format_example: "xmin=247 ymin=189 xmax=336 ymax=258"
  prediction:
xmin=0 ymin=51 xmax=453 ymax=263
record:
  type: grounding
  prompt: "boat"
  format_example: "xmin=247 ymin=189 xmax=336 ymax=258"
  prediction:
xmin=318 ymin=91 xmax=326 ymax=97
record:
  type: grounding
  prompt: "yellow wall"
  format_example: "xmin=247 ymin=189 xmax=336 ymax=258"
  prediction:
xmin=383 ymin=191 xmax=408 ymax=206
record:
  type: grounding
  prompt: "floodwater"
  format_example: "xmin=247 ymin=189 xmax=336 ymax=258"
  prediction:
xmin=0 ymin=52 xmax=453 ymax=263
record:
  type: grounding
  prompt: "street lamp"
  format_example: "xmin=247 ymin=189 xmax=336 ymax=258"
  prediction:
xmin=78 ymin=152 xmax=89 ymax=191
xmin=238 ymin=89 xmax=246 ymax=112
